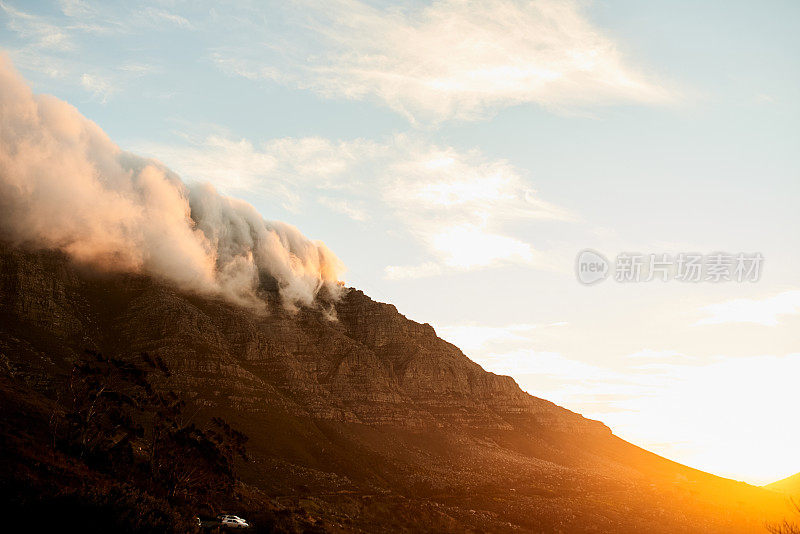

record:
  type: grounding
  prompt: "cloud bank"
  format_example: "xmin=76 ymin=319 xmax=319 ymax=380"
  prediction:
xmin=135 ymin=133 xmax=573 ymax=279
xmin=0 ymin=54 xmax=344 ymax=310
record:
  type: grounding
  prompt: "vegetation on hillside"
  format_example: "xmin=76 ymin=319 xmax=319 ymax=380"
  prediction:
xmin=0 ymin=350 xmax=316 ymax=533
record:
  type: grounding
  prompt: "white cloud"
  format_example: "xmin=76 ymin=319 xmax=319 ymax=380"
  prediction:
xmin=0 ymin=55 xmax=344 ymax=312
xmin=0 ymin=48 xmax=68 ymax=78
xmin=383 ymin=225 xmax=555 ymax=278
xmin=141 ymin=7 xmax=192 ymax=29
xmin=694 ymin=289 xmax=800 ymax=327
xmin=119 ymin=62 xmax=158 ymax=75
xmin=210 ymin=51 xmax=284 ymax=82
xmin=150 ymin=135 xmax=282 ymax=193
xmin=134 ymin=135 xmax=376 ymax=210
xmin=134 ymin=133 xmax=573 ymax=277
xmin=1 ymin=1 xmax=75 ymax=51
xmin=427 ymin=223 xmax=535 ymax=269
xmin=1 ymin=2 xmax=159 ymax=92
xmin=58 ymin=0 xmax=95 ymax=18
xmin=80 ymin=72 xmax=113 ymax=102
xmin=215 ymin=0 xmax=673 ymax=122
xmin=383 ymin=143 xmax=574 ymax=221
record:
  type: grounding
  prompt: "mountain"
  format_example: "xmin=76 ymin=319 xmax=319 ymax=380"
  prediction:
xmin=0 ymin=241 xmax=789 ymax=533
xmin=766 ymin=472 xmax=800 ymax=495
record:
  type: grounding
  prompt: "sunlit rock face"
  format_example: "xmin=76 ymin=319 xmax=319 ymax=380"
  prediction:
xmin=0 ymin=242 xmax=601 ymax=434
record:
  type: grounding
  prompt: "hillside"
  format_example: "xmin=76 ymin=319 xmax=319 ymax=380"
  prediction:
xmin=766 ymin=473 xmax=800 ymax=496
xmin=0 ymin=242 xmax=789 ymax=533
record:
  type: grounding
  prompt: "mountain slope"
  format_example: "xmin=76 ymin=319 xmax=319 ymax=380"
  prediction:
xmin=766 ymin=472 xmax=800 ymax=495
xmin=0 ymin=242 xmax=788 ymax=532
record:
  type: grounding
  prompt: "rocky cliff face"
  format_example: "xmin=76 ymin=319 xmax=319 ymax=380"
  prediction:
xmin=0 ymin=242 xmax=786 ymax=533
xmin=0 ymin=242 xmax=604 ymax=434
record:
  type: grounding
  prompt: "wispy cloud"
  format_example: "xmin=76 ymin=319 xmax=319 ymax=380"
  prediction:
xmin=381 ymin=140 xmax=575 ymax=276
xmin=0 ymin=48 xmax=69 ymax=78
xmin=213 ymin=0 xmax=673 ymax=123
xmin=694 ymin=289 xmax=800 ymax=327
xmin=119 ymin=62 xmax=159 ymax=76
xmin=140 ymin=7 xmax=193 ymax=29
xmin=5 ymin=0 xmax=672 ymax=123
xmin=56 ymin=1 xmax=189 ymax=33
xmin=133 ymin=132 xmax=574 ymax=277
xmin=80 ymin=72 xmax=113 ymax=102
xmin=1 ymin=1 xmax=75 ymax=51
xmin=383 ymin=226 xmax=553 ymax=278
xmin=1 ymin=2 xmax=162 ymax=99
xmin=210 ymin=51 xmax=283 ymax=82
xmin=133 ymin=135 xmax=374 ymax=210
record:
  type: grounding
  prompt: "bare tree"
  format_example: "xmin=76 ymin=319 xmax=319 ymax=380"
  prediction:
xmin=64 ymin=350 xmax=153 ymax=462
xmin=768 ymin=499 xmax=800 ymax=534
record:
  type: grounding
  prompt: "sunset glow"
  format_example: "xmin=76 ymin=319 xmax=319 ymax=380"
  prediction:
xmin=2 ymin=0 xmax=798 ymax=493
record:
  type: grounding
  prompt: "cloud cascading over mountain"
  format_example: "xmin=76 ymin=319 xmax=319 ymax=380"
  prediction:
xmin=0 ymin=54 xmax=344 ymax=310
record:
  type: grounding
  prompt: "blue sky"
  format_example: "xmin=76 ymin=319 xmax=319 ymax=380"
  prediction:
xmin=2 ymin=0 xmax=799 ymax=484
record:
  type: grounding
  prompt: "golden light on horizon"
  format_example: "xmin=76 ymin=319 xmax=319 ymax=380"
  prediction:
xmin=456 ymin=342 xmax=800 ymax=485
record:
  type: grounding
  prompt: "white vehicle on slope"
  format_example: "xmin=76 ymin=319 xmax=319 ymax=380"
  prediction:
xmin=217 ymin=514 xmax=250 ymax=529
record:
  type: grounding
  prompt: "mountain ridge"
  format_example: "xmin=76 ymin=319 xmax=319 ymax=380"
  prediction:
xmin=0 ymin=241 xmax=789 ymax=532
xmin=765 ymin=472 xmax=800 ymax=495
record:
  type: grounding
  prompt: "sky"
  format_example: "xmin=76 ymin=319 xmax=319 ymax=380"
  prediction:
xmin=1 ymin=0 xmax=798 ymax=485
